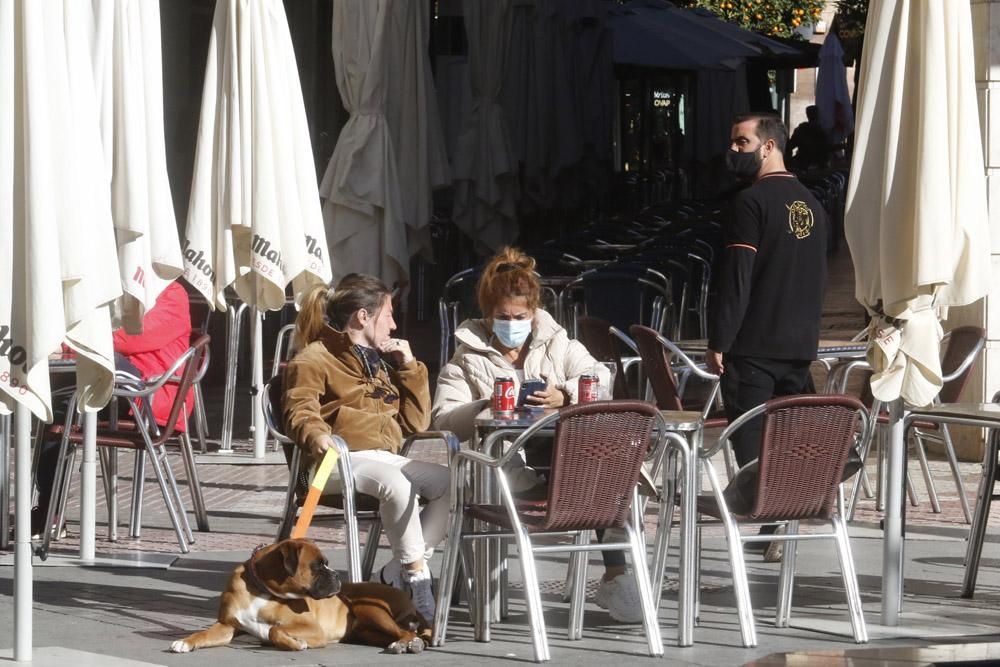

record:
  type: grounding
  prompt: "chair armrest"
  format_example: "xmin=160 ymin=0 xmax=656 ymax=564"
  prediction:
xmin=400 ymin=430 xmax=462 ymax=462
xmin=941 ymin=336 xmax=985 ymax=383
xmin=117 ymin=346 xmax=196 ymax=398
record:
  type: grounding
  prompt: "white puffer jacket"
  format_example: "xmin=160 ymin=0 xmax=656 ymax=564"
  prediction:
xmin=432 ymin=309 xmax=609 ymax=441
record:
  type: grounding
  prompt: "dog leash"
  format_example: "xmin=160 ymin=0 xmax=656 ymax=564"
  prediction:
xmin=291 ymin=448 xmax=339 ymax=539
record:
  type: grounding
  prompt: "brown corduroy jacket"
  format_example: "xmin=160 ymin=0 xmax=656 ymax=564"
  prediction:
xmin=282 ymin=325 xmax=431 ymax=471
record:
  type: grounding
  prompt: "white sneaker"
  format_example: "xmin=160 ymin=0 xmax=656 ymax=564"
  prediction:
xmin=373 ymin=558 xmax=404 ymax=590
xmin=402 ymin=566 xmax=436 ymax=623
xmin=594 ymin=573 xmax=644 ymax=623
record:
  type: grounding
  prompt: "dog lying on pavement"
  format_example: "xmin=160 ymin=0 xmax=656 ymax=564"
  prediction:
xmin=169 ymin=539 xmax=431 ymax=654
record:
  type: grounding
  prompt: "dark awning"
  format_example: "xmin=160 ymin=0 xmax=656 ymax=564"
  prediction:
xmin=608 ymin=0 xmax=816 ymax=71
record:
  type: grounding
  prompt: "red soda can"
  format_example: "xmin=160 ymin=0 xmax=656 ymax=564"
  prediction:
xmin=578 ymin=374 xmax=600 ymax=403
xmin=493 ymin=377 xmax=516 ymax=415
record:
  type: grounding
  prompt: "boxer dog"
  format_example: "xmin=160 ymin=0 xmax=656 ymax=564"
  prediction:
xmin=169 ymin=539 xmax=431 ymax=654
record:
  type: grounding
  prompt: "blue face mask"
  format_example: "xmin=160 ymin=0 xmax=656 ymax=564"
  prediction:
xmin=492 ymin=318 xmax=532 ymax=349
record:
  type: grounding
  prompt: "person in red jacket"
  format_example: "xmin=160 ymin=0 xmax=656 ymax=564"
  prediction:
xmin=112 ymin=281 xmax=194 ymax=432
xmin=32 ymin=280 xmax=194 ymax=537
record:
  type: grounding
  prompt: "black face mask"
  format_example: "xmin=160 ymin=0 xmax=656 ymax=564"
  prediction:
xmin=725 ymin=147 xmax=762 ymax=180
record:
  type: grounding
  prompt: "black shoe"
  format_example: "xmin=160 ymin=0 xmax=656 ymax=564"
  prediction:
xmin=743 ymin=524 xmax=779 ymax=555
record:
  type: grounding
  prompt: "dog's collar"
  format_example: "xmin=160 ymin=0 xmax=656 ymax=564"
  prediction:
xmin=244 ymin=543 xmax=285 ymax=599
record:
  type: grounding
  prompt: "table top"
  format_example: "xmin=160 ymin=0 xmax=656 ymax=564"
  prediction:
xmin=674 ymin=338 xmax=866 ymax=357
xmin=474 ymin=407 xmax=704 ymax=431
xmin=908 ymin=403 xmax=1000 ymax=422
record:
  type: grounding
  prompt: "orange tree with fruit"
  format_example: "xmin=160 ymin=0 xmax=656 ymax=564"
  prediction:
xmin=676 ymin=0 xmax=825 ymax=38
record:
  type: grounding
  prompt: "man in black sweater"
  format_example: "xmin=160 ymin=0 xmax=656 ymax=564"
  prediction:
xmin=707 ymin=113 xmax=827 ymax=469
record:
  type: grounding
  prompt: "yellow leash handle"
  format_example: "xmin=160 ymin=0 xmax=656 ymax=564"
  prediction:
xmin=291 ymin=447 xmax=340 ymax=539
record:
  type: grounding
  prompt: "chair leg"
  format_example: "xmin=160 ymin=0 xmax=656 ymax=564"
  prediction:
xmin=98 ymin=447 xmax=119 ymax=542
xmin=360 ymin=518 xmax=382 ymax=582
xmin=145 ymin=442 xmax=191 ymax=553
xmin=512 ymin=525 xmax=550 ymax=662
xmin=913 ymin=432 xmax=941 ymax=513
xmin=775 ymin=520 xmax=799 ymax=628
xmin=722 ymin=515 xmax=757 ymax=647
xmin=962 ymin=433 xmax=997 ymax=598
xmin=650 ymin=460 xmax=677 ymax=613
xmin=939 ymin=425 xmax=973 ymax=523
xmin=432 ymin=505 xmax=467 ymax=647
xmin=627 ymin=506 xmax=664 ymax=657
xmin=567 ymin=531 xmax=590 ymax=640
xmin=130 ymin=450 xmax=145 ymax=537
xmin=179 ymin=432 xmax=210 ymax=531
xmin=192 ymin=382 xmax=209 ymax=454
xmin=832 ymin=513 xmax=868 ymax=643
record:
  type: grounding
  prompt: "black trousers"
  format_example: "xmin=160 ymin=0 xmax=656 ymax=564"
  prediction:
xmin=721 ymin=355 xmax=815 ymax=468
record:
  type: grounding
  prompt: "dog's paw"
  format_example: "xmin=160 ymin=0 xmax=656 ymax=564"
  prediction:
xmin=169 ymin=640 xmax=192 ymax=653
xmin=385 ymin=640 xmax=408 ymax=654
xmin=406 ymin=636 xmax=426 ymax=654
xmin=293 ymin=638 xmax=308 ymax=651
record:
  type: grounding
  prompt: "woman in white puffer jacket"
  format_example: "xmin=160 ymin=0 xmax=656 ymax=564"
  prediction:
xmin=430 ymin=247 xmax=640 ymax=624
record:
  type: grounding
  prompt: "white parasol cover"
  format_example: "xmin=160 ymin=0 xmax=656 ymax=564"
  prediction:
xmin=184 ymin=0 xmax=331 ymax=312
xmin=451 ymin=0 xmax=518 ymax=253
xmin=319 ymin=0 xmax=407 ymax=288
xmin=90 ymin=0 xmax=184 ymax=333
xmin=383 ymin=0 xmax=450 ymax=263
xmin=1 ymin=1 xmax=121 ymax=420
xmin=845 ymin=0 xmax=990 ymax=406
xmin=815 ymin=32 xmax=854 ymax=146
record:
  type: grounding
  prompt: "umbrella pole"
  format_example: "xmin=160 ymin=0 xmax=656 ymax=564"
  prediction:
xmin=881 ymin=397 xmax=906 ymax=625
xmin=251 ymin=309 xmax=265 ymax=459
xmin=14 ymin=403 xmax=32 ymax=660
xmin=79 ymin=410 xmax=97 ymax=561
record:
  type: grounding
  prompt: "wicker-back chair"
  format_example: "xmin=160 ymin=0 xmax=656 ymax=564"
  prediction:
xmin=630 ymin=324 xmax=725 ymax=427
xmin=697 ymin=394 xmax=869 ymax=647
xmin=433 ymin=400 xmax=666 ymax=662
xmin=858 ymin=325 xmax=986 ymax=523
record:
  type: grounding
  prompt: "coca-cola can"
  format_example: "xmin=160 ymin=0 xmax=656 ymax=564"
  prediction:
xmin=578 ymin=374 xmax=600 ymax=403
xmin=493 ymin=377 xmax=516 ymax=415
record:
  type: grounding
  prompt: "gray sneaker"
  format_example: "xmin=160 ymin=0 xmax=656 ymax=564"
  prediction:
xmin=402 ymin=566 xmax=436 ymax=623
xmin=373 ymin=558 xmax=403 ymax=590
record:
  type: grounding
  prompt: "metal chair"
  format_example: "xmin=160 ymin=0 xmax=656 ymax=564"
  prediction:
xmin=575 ymin=315 xmax=641 ymax=399
xmin=560 ymin=264 xmax=673 ymax=340
xmin=44 ymin=335 xmax=212 ymax=555
xmin=855 ymin=326 xmax=985 ymax=523
xmin=438 ymin=268 xmax=481 ymax=370
xmin=696 ymin=395 xmax=870 ymax=647
xmin=262 ymin=375 xmax=459 ymax=582
xmin=961 ymin=390 xmax=1000 ymax=599
xmin=433 ymin=401 xmax=666 ymax=662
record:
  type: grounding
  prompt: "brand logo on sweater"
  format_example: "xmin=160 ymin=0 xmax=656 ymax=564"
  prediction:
xmin=786 ymin=201 xmax=814 ymax=239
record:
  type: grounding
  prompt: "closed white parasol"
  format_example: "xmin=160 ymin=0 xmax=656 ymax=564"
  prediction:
xmin=844 ymin=0 xmax=990 ymax=624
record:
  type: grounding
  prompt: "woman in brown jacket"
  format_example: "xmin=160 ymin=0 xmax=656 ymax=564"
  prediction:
xmin=283 ymin=274 xmax=446 ymax=622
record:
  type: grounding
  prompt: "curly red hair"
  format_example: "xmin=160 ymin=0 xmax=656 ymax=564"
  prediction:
xmin=477 ymin=247 xmax=541 ymax=317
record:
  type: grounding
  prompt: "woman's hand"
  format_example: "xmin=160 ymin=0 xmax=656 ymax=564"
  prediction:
xmin=523 ymin=384 xmax=568 ymax=409
xmin=377 ymin=338 xmax=414 ymax=364
xmin=316 ymin=434 xmax=336 ymax=453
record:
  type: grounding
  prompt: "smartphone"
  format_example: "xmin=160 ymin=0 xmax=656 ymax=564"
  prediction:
xmin=517 ymin=379 xmax=547 ymax=408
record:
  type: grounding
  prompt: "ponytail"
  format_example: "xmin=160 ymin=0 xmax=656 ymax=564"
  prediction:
xmin=293 ymin=284 xmax=331 ymax=351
